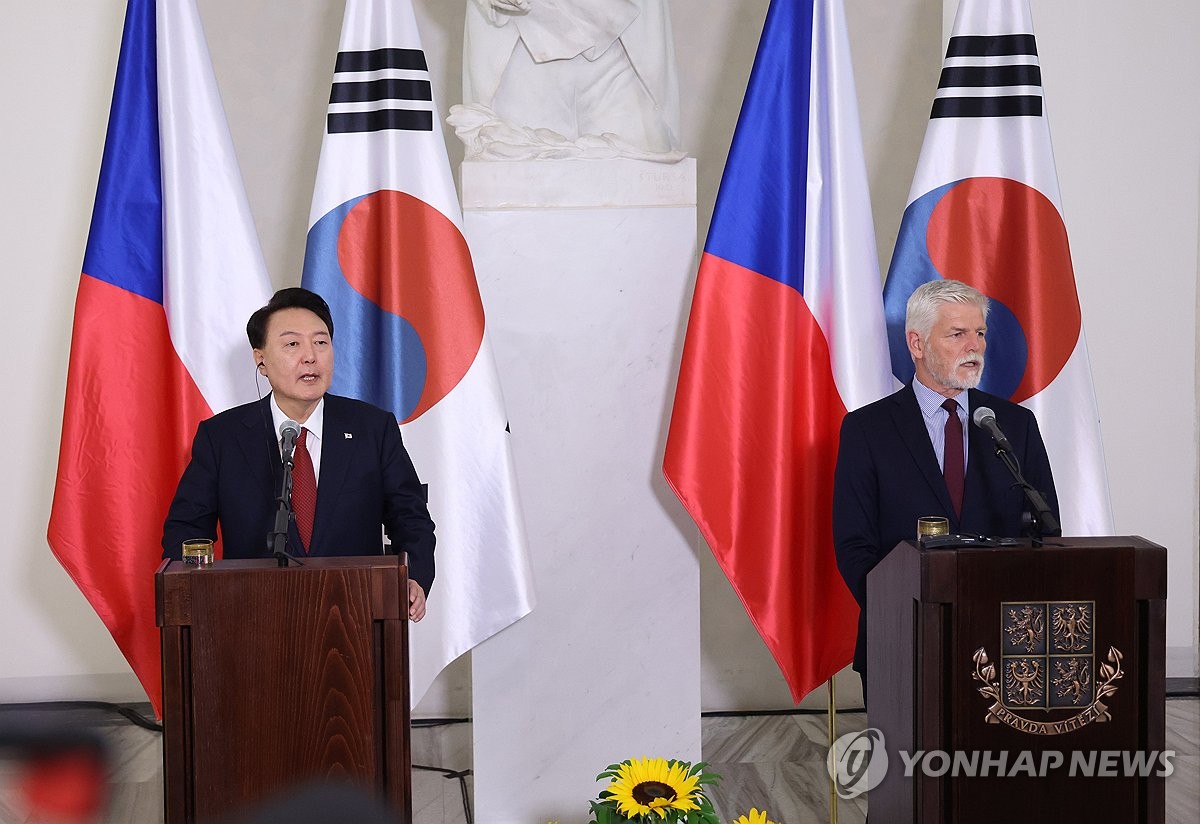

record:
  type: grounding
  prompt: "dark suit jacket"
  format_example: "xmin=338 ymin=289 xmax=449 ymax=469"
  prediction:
xmin=162 ymin=394 xmax=436 ymax=593
xmin=832 ymin=384 xmax=1058 ymax=674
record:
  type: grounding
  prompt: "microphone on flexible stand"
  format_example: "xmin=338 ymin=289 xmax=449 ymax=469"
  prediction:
xmin=269 ymin=420 xmax=304 ymax=567
xmin=971 ymin=406 xmax=1013 ymax=453
xmin=972 ymin=406 xmax=1060 ymax=544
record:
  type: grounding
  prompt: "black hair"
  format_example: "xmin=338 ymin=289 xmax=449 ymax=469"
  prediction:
xmin=246 ymin=288 xmax=335 ymax=349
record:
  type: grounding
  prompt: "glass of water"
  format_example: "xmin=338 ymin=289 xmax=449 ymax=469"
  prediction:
xmin=181 ymin=538 xmax=214 ymax=567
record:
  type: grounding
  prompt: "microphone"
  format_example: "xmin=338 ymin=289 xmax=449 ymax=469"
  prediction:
xmin=279 ymin=419 xmax=301 ymax=466
xmin=972 ymin=406 xmax=1060 ymax=542
xmin=270 ymin=419 xmax=304 ymax=567
xmin=972 ymin=406 xmax=1012 ymax=453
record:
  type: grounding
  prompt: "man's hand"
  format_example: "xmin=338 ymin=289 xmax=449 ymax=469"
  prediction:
xmin=408 ymin=579 xmax=427 ymax=622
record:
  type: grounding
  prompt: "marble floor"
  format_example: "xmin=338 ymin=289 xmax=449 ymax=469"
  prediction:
xmin=0 ymin=699 xmax=1196 ymax=823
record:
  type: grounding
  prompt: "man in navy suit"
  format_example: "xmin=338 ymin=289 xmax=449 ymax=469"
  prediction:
xmin=162 ymin=288 xmax=436 ymax=621
xmin=833 ymin=279 xmax=1058 ymax=693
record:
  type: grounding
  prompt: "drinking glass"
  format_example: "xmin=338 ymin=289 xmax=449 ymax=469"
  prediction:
xmin=181 ymin=538 xmax=214 ymax=567
xmin=916 ymin=516 xmax=949 ymax=543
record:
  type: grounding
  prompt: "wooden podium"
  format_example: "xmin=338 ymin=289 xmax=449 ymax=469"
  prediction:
xmin=156 ymin=556 xmax=412 ymax=823
xmin=866 ymin=536 xmax=1166 ymax=823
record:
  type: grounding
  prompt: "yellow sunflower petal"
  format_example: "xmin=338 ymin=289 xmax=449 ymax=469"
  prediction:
xmin=603 ymin=757 xmax=706 ymax=819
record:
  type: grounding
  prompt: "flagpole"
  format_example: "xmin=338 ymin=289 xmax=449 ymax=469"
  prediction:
xmin=827 ymin=676 xmax=838 ymax=824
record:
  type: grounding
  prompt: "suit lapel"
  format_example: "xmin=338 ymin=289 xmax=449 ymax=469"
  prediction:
xmin=236 ymin=397 xmax=280 ymax=502
xmin=312 ymin=396 xmax=353 ymax=551
xmin=890 ymin=385 xmax=958 ymax=522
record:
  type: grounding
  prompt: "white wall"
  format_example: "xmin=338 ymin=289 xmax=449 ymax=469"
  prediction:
xmin=1 ymin=0 xmax=1196 ymax=713
xmin=0 ymin=2 xmax=132 ymax=702
xmin=1030 ymin=0 xmax=1200 ymax=681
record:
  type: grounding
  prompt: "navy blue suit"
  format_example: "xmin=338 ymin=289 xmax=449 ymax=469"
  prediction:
xmin=162 ymin=394 xmax=436 ymax=593
xmin=832 ymin=384 xmax=1057 ymax=675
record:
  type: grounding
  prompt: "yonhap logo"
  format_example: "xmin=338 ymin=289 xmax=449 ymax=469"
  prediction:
xmin=826 ymin=728 xmax=888 ymax=798
xmin=825 ymin=728 xmax=1174 ymax=791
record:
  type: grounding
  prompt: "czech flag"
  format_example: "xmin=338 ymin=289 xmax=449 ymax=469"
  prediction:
xmin=301 ymin=0 xmax=535 ymax=708
xmin=48 ymin=0 xmax=272 ymax=715
xmin=882 ymin=0 xmax=1113 ymax=535
xmin=663 ymin=0 xmax=893 ymax=703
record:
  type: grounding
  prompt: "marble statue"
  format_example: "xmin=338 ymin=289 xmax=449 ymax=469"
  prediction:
xmin=449 ymin=0 xmax=685 ymax=161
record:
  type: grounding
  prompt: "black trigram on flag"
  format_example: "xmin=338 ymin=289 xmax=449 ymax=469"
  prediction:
xmin=327 ymin=48 xmax=433 ymax=134
xmin=932 ymin=34 xmax=1043 ymax=119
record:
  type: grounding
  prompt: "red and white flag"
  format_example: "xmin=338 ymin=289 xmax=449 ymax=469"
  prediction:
xmin=48 ymin=0 xmax=271 ymax=714
xmin=664 ymin=0 xmax=892 ymax=702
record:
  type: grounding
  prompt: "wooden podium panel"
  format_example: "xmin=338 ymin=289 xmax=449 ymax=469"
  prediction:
xmin=157 ymin=556 xmax=411 ymax=823
xmin=867 ymin=537 xmax=1166 ymax=823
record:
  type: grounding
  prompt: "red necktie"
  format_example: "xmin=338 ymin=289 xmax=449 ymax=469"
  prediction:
xmin=942 ymin=398 xmax=964 ymax=517
xmin=292 ymin=428 xmax=316 ymax=552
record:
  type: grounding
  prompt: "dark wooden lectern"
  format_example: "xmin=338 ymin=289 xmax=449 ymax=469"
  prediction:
xmin=156 ymin=556 xmax=412 ymax=823
xmin=867 ymin=536 xmax=1166 ymax=823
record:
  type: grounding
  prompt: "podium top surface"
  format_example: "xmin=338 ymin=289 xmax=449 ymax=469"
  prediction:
xmin=155 ymin=555 xmax=409 ymax=627
xmin=157 ymin=555 xmax=405 ymax=576
xmin=907 ymin=534 xmax=1164 ymax=553
xmin=872 ymin=534 xmax=1167 ymax=604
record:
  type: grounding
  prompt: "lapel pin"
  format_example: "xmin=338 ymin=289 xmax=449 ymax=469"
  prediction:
xmin=344 ymin=433 xmax=353 ymax=439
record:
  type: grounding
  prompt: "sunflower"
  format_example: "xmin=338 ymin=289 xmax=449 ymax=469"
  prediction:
xmin=731 ymin=809 xmax=778 ymax=824
xmin=603 ymin=757 xmax=702 ymax=819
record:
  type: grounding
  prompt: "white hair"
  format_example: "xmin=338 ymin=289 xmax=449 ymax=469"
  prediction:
xmin=905 ymin=279 xmax=990 ymax=341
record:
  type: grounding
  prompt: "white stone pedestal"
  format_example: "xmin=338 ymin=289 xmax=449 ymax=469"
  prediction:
xmin=464 ymin=158 xmax=701 ymax=823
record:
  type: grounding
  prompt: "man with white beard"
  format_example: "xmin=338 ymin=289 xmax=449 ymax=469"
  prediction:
xmin=832 ymin=279 xmax=1059 ymax=698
